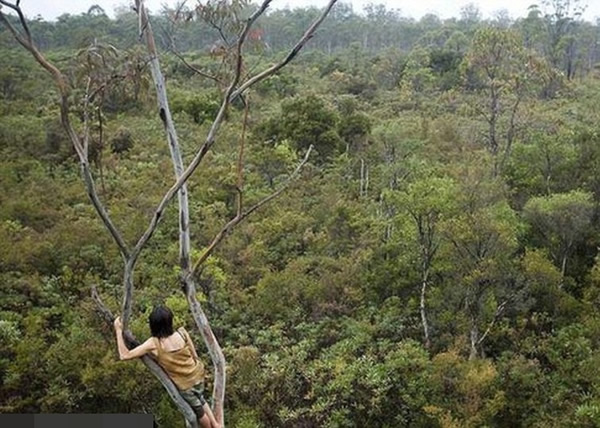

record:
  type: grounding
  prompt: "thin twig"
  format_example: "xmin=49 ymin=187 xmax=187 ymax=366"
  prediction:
xmin=0 ymin=4 xmax=130 ymax=260
xmin=236 ymin=96 xmax=250 ymax=217
xmin=190 ymin=145 xmax=313 ymax=276
xmin=231 ymin=0 xmax=338 ymax=100
xmin=88 ymin=73 xmax=129 ymax=102
xmin=171 ymin=48 xmax=223 ymax=84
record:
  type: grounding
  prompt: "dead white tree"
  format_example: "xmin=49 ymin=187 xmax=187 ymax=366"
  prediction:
xmin=0 ymin=0 xmax=337 ymax=426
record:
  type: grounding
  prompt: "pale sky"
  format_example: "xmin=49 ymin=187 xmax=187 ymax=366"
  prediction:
xmin=13 ymin=0 xmax=600 ymax=22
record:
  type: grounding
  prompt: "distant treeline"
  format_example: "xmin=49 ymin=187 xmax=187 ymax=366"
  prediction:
xmin=1 ymin=1 xmax=599 ymax=79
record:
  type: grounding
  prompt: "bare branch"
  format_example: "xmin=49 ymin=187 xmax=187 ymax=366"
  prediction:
xmin=170 ymin=48 xmax=223 ymax=85
xmin=236 ymin=97 xmax=250 ymax=217
xmin=239 ymin=145 xmax=313 ymax=220
xmin=477 ymin=298 xmax=509 ymax=346
xmin=180 ymin=276 xmax=226 ymax=424
xmin=135 ymin=0 xmax=192 ymax=272
xmin=126 ymin=0 xmax=193 ymax=333
xmin=83 ymin=77 xmax=92 ymax=156
xmin=0 ymin=9 xmax=66 ymax=93
xmin=207 ymin=20 xmax=232 ymax=48
xmin=190 ymin=145 xmax=313 ymax=276
xmin=81 ymin=163 xmax=130 ymax=258
xmin=0 ymin=0 xmax=31 ymax=42
xmin=498 ymin=95 xmax=523 ymax=173
xmin=243 ymin=0 xmax=273 ymax=37
xmin=96 ymin=103 xmax=107 ymax=195
xmin=0 ymin=3 xmax=130 ymax=261
xmin=240 ymin=37 xmax=269 ymax=82
xmin=128 ymin=0 xmax=273 ymax=269
xmin=231 ymin=0 xmax=338 ymax=99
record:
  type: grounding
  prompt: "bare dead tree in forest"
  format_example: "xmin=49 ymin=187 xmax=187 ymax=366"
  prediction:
xmin=0 ymin=0 xmax=337 ymax=426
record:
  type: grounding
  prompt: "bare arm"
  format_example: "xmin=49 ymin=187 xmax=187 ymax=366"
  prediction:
xmin=114 ymin=317 xmax=156 ymax=360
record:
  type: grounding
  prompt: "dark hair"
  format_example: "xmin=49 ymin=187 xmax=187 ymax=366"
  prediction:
xmin=149 ymin=305 xmax=174 ymax=338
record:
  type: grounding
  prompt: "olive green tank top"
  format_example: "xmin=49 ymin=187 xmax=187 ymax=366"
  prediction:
xmin=154 ymin=327 xmax=205 ymax=391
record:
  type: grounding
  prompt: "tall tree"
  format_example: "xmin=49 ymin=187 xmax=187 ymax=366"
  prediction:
xmin=523 ymin=190 xmax=594 ymax=283
xmin=542 ymin=0 xmax=586 ymax=79
xmin=462 ymin=27 xmax=550 ymax=175
xmin=387 ymin=175 xmax=457 ymax=349
xmin=443 ymin=174 xmax=521 ymax=359
xmin=0 ymin=0 xmax=337 ymax=425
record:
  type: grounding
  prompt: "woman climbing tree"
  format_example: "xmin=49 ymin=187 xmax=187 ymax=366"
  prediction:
xmin=113 ymin=306 xmax=221 ymax=428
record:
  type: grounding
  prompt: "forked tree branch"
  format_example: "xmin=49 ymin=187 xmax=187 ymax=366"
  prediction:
xmin=127 ymin=2 xmax=274 ymax=424
xmin=0 ymin=4 xmax=131 ymax=260
xmin=2 ymin=1 xmax=336 ymax=425
xmin=118 ymin=1 xmax=273 ymax=404
xmin=127 ymin=0 xmax=273 ymax=270
xmin=231 ymin=0 xmax=338 ymax=100
xmin=131 ymin=7 xmax=228 ymax=422
xmin=129 ymin=0 xmax=337 ymax=268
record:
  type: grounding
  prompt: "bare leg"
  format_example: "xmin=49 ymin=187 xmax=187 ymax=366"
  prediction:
xmin=202 ymin=403 xmax=221 ymax=428
xmin=198 ymin=414 xmax=211 ymax=428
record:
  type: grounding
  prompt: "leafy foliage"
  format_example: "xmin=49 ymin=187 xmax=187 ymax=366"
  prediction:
xmin=2 ymin=2 xmax=600 ymax=426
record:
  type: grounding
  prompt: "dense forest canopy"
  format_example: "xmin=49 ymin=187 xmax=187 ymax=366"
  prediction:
xmin=3 ymin=0 xmax=600 ymax=426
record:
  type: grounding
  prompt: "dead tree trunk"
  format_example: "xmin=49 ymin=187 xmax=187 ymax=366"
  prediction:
xmin=420 ymin=263 xmax=431 ymax=350
xmin=411 ymin=211 xmax=438 ymax=350
xmin=469 ymin=320 xmax=480 ymax=360
xmin=134 ymin=1 xmax=226 ymax=419
xmin=0 ymin=0 xmax=338 ymax=425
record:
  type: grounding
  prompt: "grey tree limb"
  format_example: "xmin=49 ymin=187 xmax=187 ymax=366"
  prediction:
xmin=127 ymin=1 xmax=273 ymax=424
xmin=231 ymin=0 xmax=338 ymax=100
xmin=190 ymin=145 xmax=313 ymax=276
xmin=0 ymin=5 xmax=131 ymax=261
xmin=135 ymin=0 xmax=192 ymax=268
xmin=477 ymin=298 xmax=509 ymax=346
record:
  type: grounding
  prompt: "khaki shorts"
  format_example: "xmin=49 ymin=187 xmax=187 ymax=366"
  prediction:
xmin=180 ymin=383 xmax=206 ymax=418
